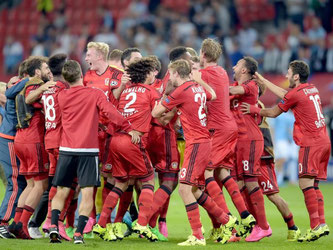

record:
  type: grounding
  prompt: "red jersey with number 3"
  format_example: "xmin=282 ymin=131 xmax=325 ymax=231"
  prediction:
xmin=201 ymin=65 xmax=237 ymax=131
xmin=162 ymin=81 xmax=212 ymax=145
xmin=230 ymin=80 xmax=263 ymax=141
xmin=41 ymin=80 xmax=69 ymax=150
xmin=118 ymin=83 xmax=159 ymax=133
xmin=278 ymin=83 xmax=330 ymax=146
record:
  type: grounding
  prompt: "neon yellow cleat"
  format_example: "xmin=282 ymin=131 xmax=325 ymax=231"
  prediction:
xmin=112 ymin=222 xmax=124 ymax=240
xmin=208 ymin=228 xmax=221 ymax=241
xmin=287 ymin=227 xmax=301 ymax=241
xmin=103 ymin=223 xmax=117 ymax=242
xmin=132 ymin=223 xmax=158 ymax=242
xmin=178 ymin=235 xmax=206 ymax=246
xmin=92 ymin=224 xmax=106 ymax=239
xmin=218 ymin=215 xmax=238 ymax=244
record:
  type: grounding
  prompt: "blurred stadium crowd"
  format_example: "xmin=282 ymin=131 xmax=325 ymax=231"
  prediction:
xmin=1 ymin=0 xmax=333 ymax=77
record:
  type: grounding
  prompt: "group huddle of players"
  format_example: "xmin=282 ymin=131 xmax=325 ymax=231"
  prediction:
xmin=0 ymin=38 xmax=330 ymax=246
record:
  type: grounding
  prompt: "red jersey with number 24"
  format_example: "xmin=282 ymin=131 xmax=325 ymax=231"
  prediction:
xmin=278 ymin=83 xmax=330 ymax=146
xmin=162 ymin=81 xmax=212 ymax=145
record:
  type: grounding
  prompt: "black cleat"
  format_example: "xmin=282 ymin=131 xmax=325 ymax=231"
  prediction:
xmin=73 ymin=233 xmax=84 ymax=244
xmin=0 ymin=224 xmax=15 ymax=239
xmin=49 ymin=226 xmax=61 ymax=243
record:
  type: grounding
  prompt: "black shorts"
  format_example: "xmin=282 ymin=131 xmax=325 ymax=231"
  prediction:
xmin=53 ymin=153 xmax=100 ymax=188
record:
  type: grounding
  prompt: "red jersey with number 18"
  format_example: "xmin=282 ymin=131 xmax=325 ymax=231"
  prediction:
xmin=41 ymin=80 xmax=69 ymax=150
xmin=162 ymin=81 xmax=212 ymax=145
xmin=278 ymin=83 xmax=330 ymax=146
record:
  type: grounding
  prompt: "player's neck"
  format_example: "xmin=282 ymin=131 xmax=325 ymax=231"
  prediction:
xmin=95 ymin=61 xmax=109 ymax=75
xmin=53 ymin=75 xmax=64 ymax=82
xmin=70 ymin=80 xmax=83 ymax=87
xmin=237 ymin=75 xmax=252 ymax=85
xmin=203 ymin=61 xmax=217 ymax=68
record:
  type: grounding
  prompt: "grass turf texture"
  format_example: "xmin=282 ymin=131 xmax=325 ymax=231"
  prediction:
xmin=0 ymin=181 xmax=332 ymax=249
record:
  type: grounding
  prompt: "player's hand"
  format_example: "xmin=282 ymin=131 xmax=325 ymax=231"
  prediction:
xmin=40 ymin=81 xmax=57 ymax=92
xmin=240 ymin=103 xmax=261 ymax=115
xmin=121 ymin=73 xmax=131 ymax=86
xmin=7 ymin=76 xmax=20 ymax=88
xmin=191 ymin=70 xmax=202 ymax=83
xmin=164 ymin=80 xmax=175 ymax=95
xmin=253 ymin=72 xmax=265 ymax=84
xmin=128 ymin=130 xmax=141 ymax=144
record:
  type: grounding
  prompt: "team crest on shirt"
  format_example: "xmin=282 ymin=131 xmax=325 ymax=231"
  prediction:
xmin=104 ymin=164 xmax=112 ymax=170
xmin=171 ymin=162 xmax=178 ymax=169
xmin=110 ymin=80 xmax=118 ymax=86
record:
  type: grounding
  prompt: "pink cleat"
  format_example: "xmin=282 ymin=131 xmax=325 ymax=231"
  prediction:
xmin=83 ymin=217 xmax=96 ymax=234
xmin=42 ymin=218 xmax=51 ymax=234
xmin=158 ymin=221 xmax=168 ymax=238
xmin=245 ymin=225 xmax=272 ymax=242
xmin=59 ymin=221 xmax=71 ymax=241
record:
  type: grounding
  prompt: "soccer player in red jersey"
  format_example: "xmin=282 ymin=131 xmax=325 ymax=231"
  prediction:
xmin=9 ymin=57 xmax=55 ymax=239
xmin=257 ymin=100 xmax=301 ymax=241
xmin=93 ymin=58 xmax=159 ymax=242
xmin=48 ymin=60 xmax=139 ymax=244
xmin=108 ymin=49 xmax=123 ymax=71
xmin=153 ymin=59 xmax=237 ymax=246
xmin=241 ymin=60 xmax=331 ymax=242
xmin=197 ymin=39 xmax=255 ymax=240
xmin=229 ymin=57 xmax=271 ymax=242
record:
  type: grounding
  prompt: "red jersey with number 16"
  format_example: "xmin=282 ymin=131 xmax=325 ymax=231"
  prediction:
xmin=162 ymin=81 xmax=212 ymax=145
xmin=278 ymin=83 xmax=330 ymax=146
xmin=41 ymin=80 xmax=69 ymax=150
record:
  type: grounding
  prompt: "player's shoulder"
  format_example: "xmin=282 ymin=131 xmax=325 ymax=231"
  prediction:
xmin=108 ymin=65 xmax=124 ymax=74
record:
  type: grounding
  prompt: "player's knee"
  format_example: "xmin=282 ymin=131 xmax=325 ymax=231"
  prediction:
xmin=204 ymin=169 xmax=214 ymax=179
xmin=178 ymin=184 xmax=191 ymax=197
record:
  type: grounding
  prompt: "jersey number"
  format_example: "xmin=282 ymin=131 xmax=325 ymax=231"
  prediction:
xmin=309 ymin=94 xmax=324 ymax=120
xmin=261 ymin=181 xmax=273 ymax=192
xmin=124 ymin=92 xmax=137 ymax=112
xmin=194 ymin=93 xmax=207 ymax=120
xmin=42 ymin=95 xmax=56 ymax=121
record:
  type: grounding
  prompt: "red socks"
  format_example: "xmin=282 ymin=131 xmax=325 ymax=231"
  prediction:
xmin=114 ymin=185 xmax=133 ymax=223
xmin=99 ymin=187 xmax=123 ymax=227
xmin=13 ymin=207 xmax=23 ymax=223
xmin=284 ymin=213 xmax=296 ymax=229
xmin=137 ymin=184 xmax=154 ymax=226
xmin=205 ymin=177 xmax=229 ymax=214
xmin=248 ymin=187 xmax=269 ymax=230
xmin=222 ymin=176 xmax=248 ymax=215
xmin=159 ymin=196 xmax=170 ymax=220
xmin=315 ymin=185 xmax=325 ymax=224
xmin=197 ymin=192 xmax=229 ymax=225
xmin=20 ymin=205 xmax=35 ymax=234
xmin=148 ymin=185 xmax=171 ymax=228
xmin=185 ymin=202 xmax=203 ymax=240
xmin=302 ymin=186 xmax=320 ymax=229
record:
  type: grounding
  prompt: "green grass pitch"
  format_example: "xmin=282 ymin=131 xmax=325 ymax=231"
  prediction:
xmin=0 ymin=180 xmax=332 ymax=249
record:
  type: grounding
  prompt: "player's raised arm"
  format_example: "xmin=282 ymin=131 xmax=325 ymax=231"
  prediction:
xmin=254 ymin=72 xmax=287 ymax=99
xmin=240 ymin=102 xmax=283 ymax=118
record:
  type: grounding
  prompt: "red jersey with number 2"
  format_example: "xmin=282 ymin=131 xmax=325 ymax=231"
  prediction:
xmin=162 ymin=81 xmax=212 ymax=145
xmin=278 ymin=83 xmax=330 ymax=146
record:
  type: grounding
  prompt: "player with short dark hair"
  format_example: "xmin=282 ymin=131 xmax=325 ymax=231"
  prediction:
xmin=48 ymin=60 xmax=139 ymax=244
xmin=241 ymin=60 xmax=330 ymax=242
xmin=121 ymin=48 xmax=142 ymax=68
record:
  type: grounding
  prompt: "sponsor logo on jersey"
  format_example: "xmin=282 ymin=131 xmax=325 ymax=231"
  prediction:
xmin=171 ymin=162 xmax=178 ymax=169
xmin=110 ymin=80 xmax=118 ymax=86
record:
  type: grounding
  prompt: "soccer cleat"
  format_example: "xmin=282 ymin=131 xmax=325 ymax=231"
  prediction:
xmin=237 ymin=214 xmax=256 ymax=238
xmin=66 ymin=226 xmax=74 ymax=239
xmin=298 ymin=227 xmax=324 ymax=242
xmin=0 ymin=224 xmax=15 ymax=239
xmin=287 ymin=227 xmax=301 ymax=241
xmin=84 ymin=231 xmax=94 ymax=239
xmin=245 ymin=224 xmax=272 ymax=242
xmin=228 ymin=233 xmax=241 ymax=242
xmin=15 ymin=222 xmax=33 ymax=240
xmin=158 ymin=221 xmax=168 ymax=238
xmin=83 ymin=217 xmax=96 ymax=234
xmin=132 ymin=223 xmax=158 ymax=242
xmin=28 ymin=226 xmax=43 ymax=239
xmin=49 ymin=226 xmax=61 ymax=243
xmin=123 ymin=211 xmax=133 ymax=230
xmin=73 ymin=233 xmax=84 ymax=244
xmin=42 ymin=218 xmax=51 ymax=235
xmin=217 ymin=215 xmax=238 ymax=244
xmin=92 ymin=223 xmax=107 ymax=239
xmin=113 ymin=222 xmax=124 ymax=240
xmin=319 ymin=224 xmax=330 ymax=237
xmin=103 ymin=224 xmax=117 ymax=241
xmin=178 ymin=235 xmax=206 ymax=246
xmin=207 ymin=227 xmax=221 ymax=241
xmin=150 ymin=226 xmax=168 ymax=241
xmin=8 ymin=221 xmax=18 ymax=237
xmin=58 ymin=221 xmax=71 ymax=241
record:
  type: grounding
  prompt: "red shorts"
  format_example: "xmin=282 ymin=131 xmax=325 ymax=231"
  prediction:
xmin=14 ymin=142 xmax=49 ymax=176
xmin=207 ymin=129 xmax=237 ymax=170
xmin=101 ymin=134 xmax=113 ymax=174
xmin=98 ymin=129 xmax=108 ymax=162
xmin=110 ymin=133 xmax=154 ymax=181
xmin=179 ymin=141 xmax=211 ymax=188
xmin=258 ymin=158 xmax=279 ymax=195
xmin=147 ymin=125 xmax=180 ymax=173
xmin=234 ymin=140 xmax=263 ymax=179
xmin=298 ymin=144 xmax=330 ymax=181
xmin=47 ymin=148 xmax=59 ymax=176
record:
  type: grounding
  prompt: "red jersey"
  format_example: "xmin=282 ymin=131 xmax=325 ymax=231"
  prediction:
xmin=15 ymin=85 xmax=45 ymax=144
xmin=118 ymin=84 xmax=159 ymax=134
xmin=162 ymin=81 xmax=211 ymax=145
xmin=41 ymin=80 xmax=69 ymax=150
xmin=278 ymin=83 xmax=330 ymax=146
xmin=84 ymin=65 xmax=123 ymax=106
xmin=158 ymin=71 xmax=170 ymax=95
xmin=58 ymin=85 xmax=131 ymax=155
xmin=201 ymin=65 xmax=237 ymax=131
xmin=230 ymin=80 xmax=263 ymax=141
xmin=151 ymin=78 xmax=163 ymax=92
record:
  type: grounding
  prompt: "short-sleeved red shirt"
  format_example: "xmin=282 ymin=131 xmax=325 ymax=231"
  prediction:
xmin=278 ymin=83 xmax=330 ymax=146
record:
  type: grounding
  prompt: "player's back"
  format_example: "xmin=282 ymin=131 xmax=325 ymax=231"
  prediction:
xmin=42 ymin=80 xmax=69 ymax=149
xmin=230 ymin=79 xmax=262 ymax=141
xmin=279 ymin=83 xmax=330 ymax=146
xmin=118 ymin=83 xmax=158 ymax=134
xmin=201 ymin=65 xmax=236 ymax=131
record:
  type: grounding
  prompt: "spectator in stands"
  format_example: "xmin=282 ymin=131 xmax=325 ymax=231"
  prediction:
xmin=306 ymin=17 xmax=326 ymax=52
xmin=286 ymin=0 xmax=306 ymax=31
xmin=311 ymin=39 xmax=327 ymax=72
xmin=326 ymin=34 xmax=333 ymax=72
xmin=237 ymin=22 xmax=258 ymax=55
xmin=3 ymin=36 xmax=23 ymax=74
xmin=277 ymin=37 xmax=292 ymax=73
xmin=263 ymin=40 xmax=279 ymax=73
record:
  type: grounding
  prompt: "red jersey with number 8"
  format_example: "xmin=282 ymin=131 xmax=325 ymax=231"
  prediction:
xmin=41 ymin=81 xmax=69 ymax=150
xmin=278 ymin=83 xmax=330 ymax=146
xmin=162 ymin=81 xmax=212 ymax=145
